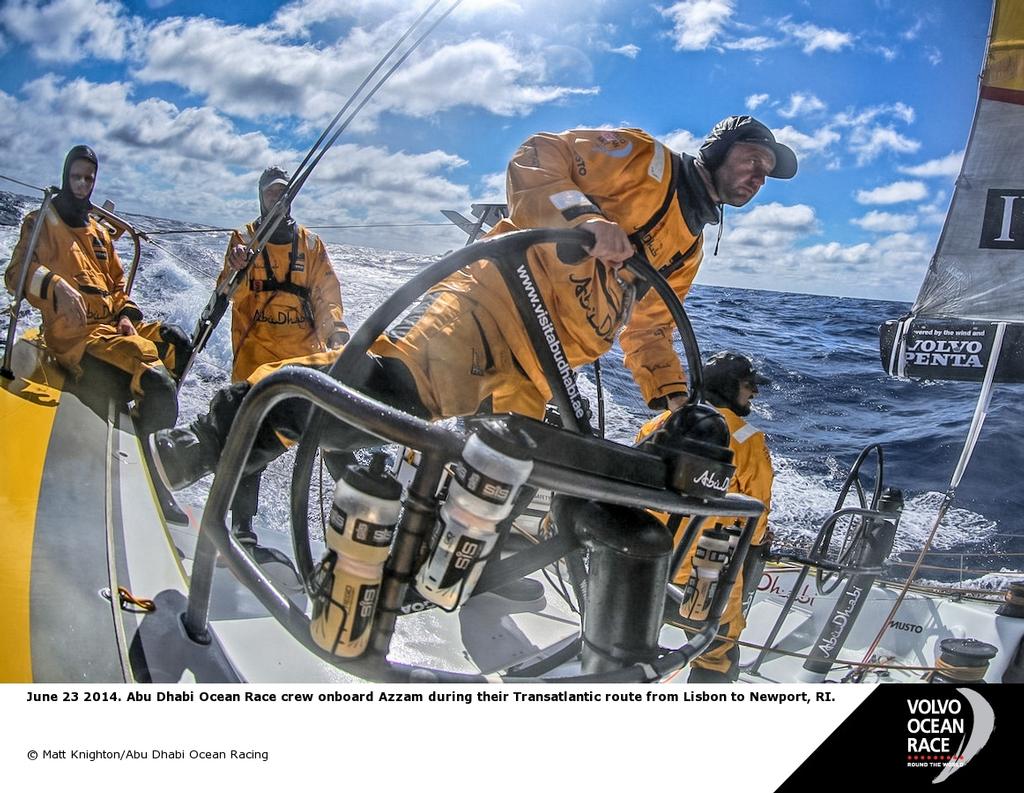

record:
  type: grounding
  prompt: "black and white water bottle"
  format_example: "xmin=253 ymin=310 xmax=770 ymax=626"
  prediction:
xmin=310 ymin=458 xmax=402 ymax=657
xmin=415 ymin=422 xmax=533 ymax=610
xmin=678 ymin=525 xmax=732 ymax=622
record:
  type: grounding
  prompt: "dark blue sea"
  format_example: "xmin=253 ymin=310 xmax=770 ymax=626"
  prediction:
xmin=2 ymin=189 xmax=1021 ymax=589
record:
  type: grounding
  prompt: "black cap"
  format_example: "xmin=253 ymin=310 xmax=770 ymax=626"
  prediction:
xmin=698 ymin=116 xmax=797 ymax=179
xmin=704 ymin=351 xmax=770 ymax=389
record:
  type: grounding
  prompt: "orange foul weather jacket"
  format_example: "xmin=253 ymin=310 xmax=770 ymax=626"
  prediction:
xmin=220 ymin=223 xmax=349 ymax=382
xmin=6 ymin=206 xmax=151 ymax=376
xmin=636 ymin=405 xmax=773 ymax=674
xmin=373 ymin=128 xmax=721 ymax=419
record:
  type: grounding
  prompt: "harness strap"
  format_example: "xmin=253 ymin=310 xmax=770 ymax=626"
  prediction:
xmin=252 ymin=232 xmax=314 ymax=321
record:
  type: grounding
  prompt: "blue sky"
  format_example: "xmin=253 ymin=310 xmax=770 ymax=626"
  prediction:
xmin=0 ymin=0 xmax=992 ymax=300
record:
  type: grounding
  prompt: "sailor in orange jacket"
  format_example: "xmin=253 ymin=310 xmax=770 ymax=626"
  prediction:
xmin=219 ymin=166 xmax=350 ymax=546
xmin=373 ymin=117 xmax=797 ymax=417
xmin=150 ymin=117 xmax=795 ymax=498
xmin=636 ymin=352 xmax=774 ymax=681
xmin=5 ymin=145 xmax=188 ymax=437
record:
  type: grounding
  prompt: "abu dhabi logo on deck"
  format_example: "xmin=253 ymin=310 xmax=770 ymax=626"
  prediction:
xmin=904 ymin=688 xmax=994 ymax=783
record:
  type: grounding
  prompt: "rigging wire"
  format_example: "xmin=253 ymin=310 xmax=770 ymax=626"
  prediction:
xmin=0 ymin=173 xmax=46 ymax=193
xmin=142 ymin=235 xmax=221 ymax=281
xmin=139 ymin=223 xmax=452 ymax=235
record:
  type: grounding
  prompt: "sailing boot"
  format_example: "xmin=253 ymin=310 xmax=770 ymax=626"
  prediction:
xmin=232 ymin=514 xmax=259 ymax=548
xmin=216 ymin=513 xmax=258 ymax=567
xmin=135 ymin=367 xmax=188 ymax=524
xmin=158 ymin=324 xmax=194 ymax=384
xmin=143 ymin=435 xmax=190 ymax=525
xmin=135 ymin=366 xmax=179 ymax=436
xmin=148 ymin=426 xmax=216 ymax=492
xmin=149 ymin=382 xmax=284 ymax=492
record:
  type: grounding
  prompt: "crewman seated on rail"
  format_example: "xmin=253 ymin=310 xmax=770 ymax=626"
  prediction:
xmin=4 ymin=145 xmax=190 ymax=442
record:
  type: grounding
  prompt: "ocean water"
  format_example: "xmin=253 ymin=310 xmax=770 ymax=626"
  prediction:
xmin=2 ymin=189 xmax=1021 ymax=589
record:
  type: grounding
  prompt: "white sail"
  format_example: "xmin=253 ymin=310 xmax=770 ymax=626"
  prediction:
xmin=914 ymin=0 xmax=1024 ymax=321
xmin=880 ymin=0 xmax=1024 ymax=382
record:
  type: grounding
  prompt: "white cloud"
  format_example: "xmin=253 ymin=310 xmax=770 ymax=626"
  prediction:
xmin=851 ymin=210 xmax=918 ymax=232
xmin=723 ymin=36 xmax=779 ymax=51
xmin=801 ymin=240 xmax=874 ymax=264
xmin=916 ymin=191 xmax=950 ymax=226
xmin=745 ymin=93 xmax=769 ymax=111
xmin=734 ymin=202 xmax=817 ymax=231
xmin=899 ymin=150 xmax=964 ymax=178
xmin=661 ymin=128 xmax=704 ymax=154
xmin=926 ymin=46 xmax=942 ymax=65
xmin=778 ymin=92 xmax=826 ymax=119
xmin=848 ymin=125 xmax=920 ymax=164
xmin=835 ymin=102 xmax=915 ymax=127
xmin=780 ymin=20 xmax=854 ymax=54
xmin=772 ymin=125 xmax=841 ymax=159
xmin=876 ymin=46 xmax=897 ymax=61
xmin=902 ymin=18 xmax=925 ymax=41
xmin=726 ymin=203 xmax=818 ymax=249
xmin=0 ymin=75 xmax=474 ymax=241
xmin=660 ymin=0 xmax=735 ymax=51
xmin=855 ymin=180 xmax=928 ymax=205
xmin=0 ymin=0 xmax=142 ymax=62
xmin=607 ymin=43 xmax=641 ymax=58
xmin=477 ymin=170 xmax=507 ymax=203
xmin=135 ymin=17 xmax=596 ymax=126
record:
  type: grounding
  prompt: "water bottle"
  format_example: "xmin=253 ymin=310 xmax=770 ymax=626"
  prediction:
xmin=310 ymin=456 xmax=402 ymax=657
xmin=678 ymin=525 xmax=732 ymax=622
xmin=415 ymin=421 xmax=533 ymax=610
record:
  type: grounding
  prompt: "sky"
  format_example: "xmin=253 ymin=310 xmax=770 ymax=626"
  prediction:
xmin=0 ymin=0 xmax=994 ymax=300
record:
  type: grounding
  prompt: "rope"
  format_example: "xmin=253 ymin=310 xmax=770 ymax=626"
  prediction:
xmin=928 ymin=656 xmax=988 ymax=682
xmin=116 ymin=586 xmax=155 ymax=613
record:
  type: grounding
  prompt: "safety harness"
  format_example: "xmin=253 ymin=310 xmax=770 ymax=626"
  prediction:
xmin=250 ymin=231 xmax=314 ymax=324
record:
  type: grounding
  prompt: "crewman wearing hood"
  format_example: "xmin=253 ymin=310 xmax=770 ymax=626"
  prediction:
xmin=636 ymin=351 xmax=775 ymax=682
xmin=5 ymin=145 xmax=188 ymax=439
xmin=217 ymin=165 xmax=350 ymax=547
xmin=149 ymin=117 xmax=793 ymax=512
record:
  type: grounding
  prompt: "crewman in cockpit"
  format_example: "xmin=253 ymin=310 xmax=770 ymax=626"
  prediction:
xmin=216 ymin=166 xmax=349 ymax=549
xmin=5 ymin=145 xmax=189 ymax=440
xmin=636 ymin=351 xmax=775 ymax=682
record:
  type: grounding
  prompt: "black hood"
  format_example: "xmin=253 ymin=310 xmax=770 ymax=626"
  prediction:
xmin=53 ymin=144 xmax=98 ymax=228
xmin=697 ymin=116 xmax=797 ymax=180
xmin=257 ymin=165 xmax=295 ymax=244
xmin=676 ymin=153 xmax=722 ymax=234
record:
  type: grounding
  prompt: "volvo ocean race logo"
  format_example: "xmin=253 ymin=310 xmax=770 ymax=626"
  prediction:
xmin=904 ymin=688 xmax=994 ymax=783
xmin=980 ymin=189 xmax=1024 ymax=249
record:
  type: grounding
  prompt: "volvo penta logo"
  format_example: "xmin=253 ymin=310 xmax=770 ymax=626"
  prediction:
xmin=904 ymin=689 xmax=995 ymax=783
